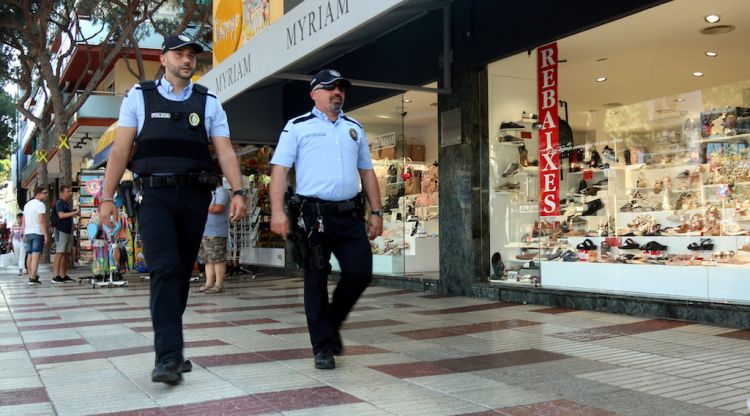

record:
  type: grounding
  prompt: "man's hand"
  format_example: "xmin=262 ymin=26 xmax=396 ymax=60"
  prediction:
xmin=271 ymin=212 xmax=290 ymax=240
xmin=367 ymin=214 xmax=383 ymax=240
xmin=100 ymin=201 xmax=118 ymax=229
xmin=228 ymin=195 xmax=247 ymax=222
xmin=44 ymin=234 xmax=50 ymax=244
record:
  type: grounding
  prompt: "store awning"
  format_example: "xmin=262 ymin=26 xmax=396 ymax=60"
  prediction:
xmin=199 ymin=0 xmax=445 ymax=104
xmin=92 ymin=122 xmax=118 ymax=168
xmin=198 ymin=0 xmax=447 ymax=143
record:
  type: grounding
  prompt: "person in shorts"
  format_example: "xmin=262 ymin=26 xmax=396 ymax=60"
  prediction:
xmin=195 ymin=183 xmax=230 ymax=294
xmin=52 ymin=185 xmax=79 ymax=283
xmin=23 ymin=186 xmax=50 ymax=285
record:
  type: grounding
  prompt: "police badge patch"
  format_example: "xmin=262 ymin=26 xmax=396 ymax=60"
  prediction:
xmin=349 ymin=128 xmax=358 ymax=141
xmin=189 ymin=113 xmax=200 ymax=127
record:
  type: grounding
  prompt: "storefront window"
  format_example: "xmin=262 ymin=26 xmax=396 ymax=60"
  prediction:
xmin=487 ymin=1 xmax=750 ymax=302
xmin=347 ymin=89 xmax=440 ymax=278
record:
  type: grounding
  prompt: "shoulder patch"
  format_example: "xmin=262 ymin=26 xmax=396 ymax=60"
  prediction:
xmin=138 ymin=81 xmax=157 ymax=90
xmin=343 ymin=115 xmax=363 ymax=129
xmin=292 ymin=113 xmax=316 ymax=124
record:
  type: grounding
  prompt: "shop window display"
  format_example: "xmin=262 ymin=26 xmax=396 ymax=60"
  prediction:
xmin=487 ymin=0 xmax=750 ymax=302
xmin=343 ymin=91 xmax=440 ymax=277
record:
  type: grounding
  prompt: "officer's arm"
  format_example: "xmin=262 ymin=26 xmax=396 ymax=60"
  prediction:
xmin=102 ymin=126 xmax=137 ymax=200
xmin=269 ymin=164 xmax=291 ymax=239
xmin=359 ymin=168 xmax=383 ymax=211
xmin=212 ymin=138 xmax=243 ymax=194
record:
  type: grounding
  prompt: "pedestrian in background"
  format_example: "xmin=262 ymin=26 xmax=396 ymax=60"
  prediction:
xmin=11 ymin=213 xmax=25 ymax=276
xmin=100 ymin=33 xmax=247 ymax=386
xmin=195 ymin=183 xmax=230 ymax=294
xmin=23 ymin=186 xmax=49 ymax=285
xmin=52 ymin=185 xmax=79 ymax=283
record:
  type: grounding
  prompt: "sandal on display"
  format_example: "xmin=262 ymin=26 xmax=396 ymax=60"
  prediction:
xmin=576 ymin=239 xmax=597 ymax=251
xmin=561 ymin=250 xmax=579 ymax=262
xmin=618 ymin=238 xmax=640 ymax=250
xmin=639 ymin=241 xmax=668 ymax=251
xmin=687 ymin=238 xmax=714 ymax=251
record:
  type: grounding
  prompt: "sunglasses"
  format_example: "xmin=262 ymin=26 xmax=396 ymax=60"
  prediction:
xmin=315 ymin=83 xmax=348 ymax=92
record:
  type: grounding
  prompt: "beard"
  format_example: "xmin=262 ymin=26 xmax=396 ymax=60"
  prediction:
xmin=168 ymin=65 xmax=195 ymax=81
xmin=328 ymin=95 xmax=343 ymax=113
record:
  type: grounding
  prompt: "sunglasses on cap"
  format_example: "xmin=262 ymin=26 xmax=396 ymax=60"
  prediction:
xmin=315 ymin=83 xmax=348 ymax=92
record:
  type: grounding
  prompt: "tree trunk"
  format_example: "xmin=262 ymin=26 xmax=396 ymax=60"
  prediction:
xmin=55 ymin=120 xmax=73 ymax=187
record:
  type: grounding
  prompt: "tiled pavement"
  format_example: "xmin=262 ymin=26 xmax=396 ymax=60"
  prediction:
xmin=2 ymin=269 xmax=750 ymax=415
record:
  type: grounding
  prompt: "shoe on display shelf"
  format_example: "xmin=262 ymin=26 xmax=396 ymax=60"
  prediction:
xmin=502 ymin=162 xmax=520 ymax=177
xmin=500 ymin=121 xmax=524 ymax=130
xmin=493 ymin=182 xmax=520 ymax=192
xmin=498 ymin=134 xmax=523 ymax=144
xmin=521 ymin=111 xmax=538 ymax=121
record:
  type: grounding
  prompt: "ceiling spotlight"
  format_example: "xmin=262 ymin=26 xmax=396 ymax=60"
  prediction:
xmin=705 ymin=51 xmax=718 ymax=57
xmin=704 ymin=14 xmax=720 ymax=23
xmin=692 ymin=71 xmax=704 ymax=77
xmin=675 ymin=98 xmax=685 ymax=102
xmin=595 ymin=77 xmax=607 ymax=82
xmin=403 ymin=99 xmax=412 ymax=103
xmin=376 ymin=115 xmax=391 ymax=119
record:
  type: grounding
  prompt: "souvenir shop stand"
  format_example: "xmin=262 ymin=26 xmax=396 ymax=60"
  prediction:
xmin=78 ymin=171 xmax=136 ymax=288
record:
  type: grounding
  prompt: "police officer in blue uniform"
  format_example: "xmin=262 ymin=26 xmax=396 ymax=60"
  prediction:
xmin=101 ymin=33 xmax=247 ymax=385
xmin=270 ymin=69 xmax=383 ymax=370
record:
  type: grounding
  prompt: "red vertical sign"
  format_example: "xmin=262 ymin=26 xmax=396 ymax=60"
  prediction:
xmin=537 ymin=43 xmax=560 ymax=216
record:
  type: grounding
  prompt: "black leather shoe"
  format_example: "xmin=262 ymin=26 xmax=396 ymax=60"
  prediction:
xmin=151 ymin=359 xmax=183 ymax=385
xmin=314 ymin=351 xmax=335 ymax=370
xmin=332 ymin=332 xmax=344 ymax=356
xmin=182 ymin=359 xmax=192 ymax=373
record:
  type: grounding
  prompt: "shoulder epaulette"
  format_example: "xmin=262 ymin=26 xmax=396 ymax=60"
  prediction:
xmin=138 ymin=81 xmax=157 ymax=90
xmin=292 ymin=113 xmax=316 ymax=124
xmin=192 ymin=83 xmax=215 ymax=98
xmin=343 ymin=115 xmax=363 ymax=129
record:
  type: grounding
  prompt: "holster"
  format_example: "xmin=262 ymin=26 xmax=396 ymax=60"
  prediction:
xmin=285 ymin=192 xmax=327 ymax=271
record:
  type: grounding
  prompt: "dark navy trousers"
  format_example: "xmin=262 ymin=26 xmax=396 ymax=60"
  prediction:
xmin=303 ymin=213 xmax=373 ymax=354
xmin=137 ymin=186 xmax=211 ymax=364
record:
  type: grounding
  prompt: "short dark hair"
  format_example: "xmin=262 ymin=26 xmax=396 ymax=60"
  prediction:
xmin=16 ymin=213 xmax=23 ymax=218
xmin=60 ymin=185 xmax=72 ymax=193
xmin=33 ymin=186 xmax=47 ymax=196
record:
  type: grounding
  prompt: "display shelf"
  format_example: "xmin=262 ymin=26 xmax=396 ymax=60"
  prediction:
xmin=698 ymin=132 xmax=750 ymax=144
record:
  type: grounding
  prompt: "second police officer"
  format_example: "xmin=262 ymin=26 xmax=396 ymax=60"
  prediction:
xmin=270 ymin=69 xmax=383 ymax=370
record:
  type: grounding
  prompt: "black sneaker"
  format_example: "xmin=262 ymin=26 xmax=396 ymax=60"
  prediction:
xmin=62 ymin=276 xmax=75 ymax=283
xmin=51 ymin=276 xmax=64 ymax=284
xmin=28 ymin=277 xmax=41 ymax=286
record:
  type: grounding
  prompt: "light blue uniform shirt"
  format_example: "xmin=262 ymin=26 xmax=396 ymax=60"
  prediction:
xmin=118 ymin=76 xmax=230 ymax=138
xmin=271 ymin=107 xmax=373 ymax=201
xmin=204 ymin=186 xmax=230 ymax=237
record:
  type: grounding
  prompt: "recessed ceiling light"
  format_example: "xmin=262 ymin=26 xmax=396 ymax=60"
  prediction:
xmin=403 ymin=99 xmax=412 ymax=103
xmin=692 ymin=71 xmax=704 ymax=77
xmin=705 ymin=51 xmax=718 ymax=57
xmin=603 ymin=102 xmax=623 ymax=108
xmin=675 ymin=98 xmax=685 ymax=102
xmin=704 ymin=14 xmax=720 ymax=23
xmin=595 ymin=77 xmax=607 ymax=82
xmin=376 ymin=115 xmax=392 ymax=119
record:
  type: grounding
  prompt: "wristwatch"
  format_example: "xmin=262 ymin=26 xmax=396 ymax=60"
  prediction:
xmin=233 ymin=189 xmax=249 ymax=198
xmin=370 ymin=210 xmax=383 ymax=217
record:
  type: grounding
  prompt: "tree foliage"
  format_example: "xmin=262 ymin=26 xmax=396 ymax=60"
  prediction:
xmin=0 ymin=0 xmax=213 ymax=187
xmin=0 ymin=88 xmax=16 ymax=159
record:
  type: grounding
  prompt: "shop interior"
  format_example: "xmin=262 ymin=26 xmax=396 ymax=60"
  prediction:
xmin=488 ymin=0 xmax=750 ymax=302
xmin=342 ymin=86 xmax=440 ymax=278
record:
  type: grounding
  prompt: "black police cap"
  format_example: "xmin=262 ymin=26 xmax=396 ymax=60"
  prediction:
xmin=310 ymin=69 xmax=351 ymax=91
xmin=161 ymin=33 xmax=204 ymax=54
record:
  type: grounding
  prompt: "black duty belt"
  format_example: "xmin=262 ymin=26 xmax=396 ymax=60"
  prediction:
xmin=134 ymin=173 xmax=221 ymax=188
xmin=297 ymin=195 xmax=358 ymax=216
